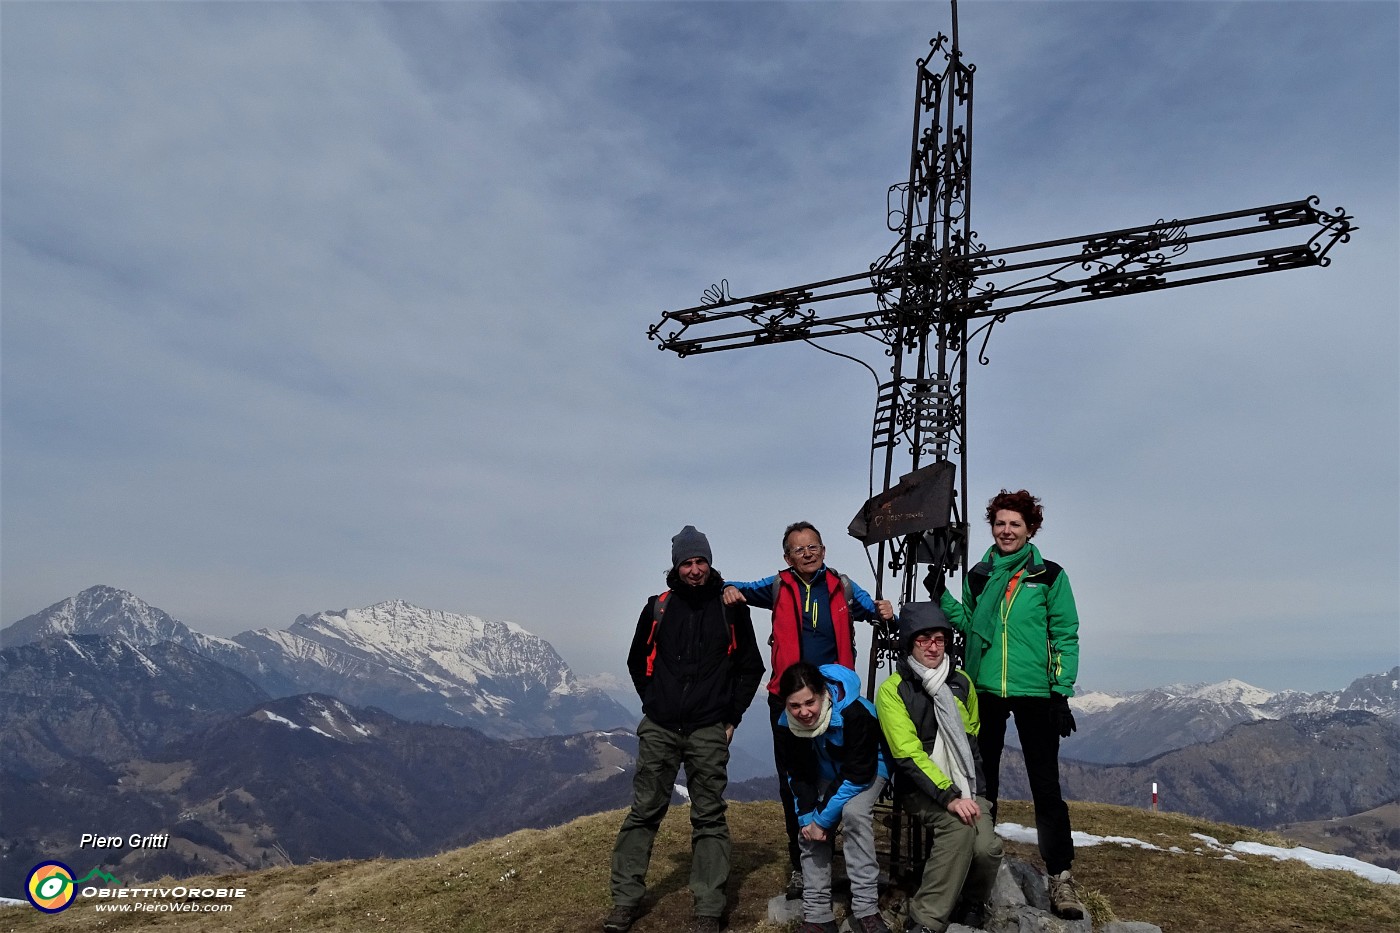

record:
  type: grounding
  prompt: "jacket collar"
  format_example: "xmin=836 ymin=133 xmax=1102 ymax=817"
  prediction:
xmin=970 ymin=542 xmax=1045 ymax=577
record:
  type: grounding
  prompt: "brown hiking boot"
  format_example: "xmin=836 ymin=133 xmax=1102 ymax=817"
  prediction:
xmin=1048 ymin=870 xmax=1086 ymax=920
xmin=796 ymin=922 xmax=838 ymax=933
xmin=853 ymin=913 xmax=891 ymax=933
xmin=602 ymin=904 xmax=640 ymax=932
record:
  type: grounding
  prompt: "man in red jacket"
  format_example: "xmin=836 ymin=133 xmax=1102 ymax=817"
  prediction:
xmin=722 ymin=521 xmax=893 ymax=897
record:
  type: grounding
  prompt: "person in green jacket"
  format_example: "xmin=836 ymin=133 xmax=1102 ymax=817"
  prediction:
xmin=876 ymin=603 xmax=1003 ymax=933
xmin=938 ymin=488 xmax=1084 ymax=919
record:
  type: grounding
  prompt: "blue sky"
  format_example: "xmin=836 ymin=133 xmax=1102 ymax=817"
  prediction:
xmin=3 ymin=1 xmax=1396 ymax=695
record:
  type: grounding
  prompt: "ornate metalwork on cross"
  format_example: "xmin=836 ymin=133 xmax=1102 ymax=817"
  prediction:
xmin=647 ymin=2 xmax=1352 ymax=643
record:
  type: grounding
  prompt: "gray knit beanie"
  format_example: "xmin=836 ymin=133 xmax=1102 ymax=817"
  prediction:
xmin=671 ymin=525 xmax=713 ymax=569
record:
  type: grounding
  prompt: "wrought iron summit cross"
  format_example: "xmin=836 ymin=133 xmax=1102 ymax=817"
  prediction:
xmin=646 ymin=4 xmax=1352 ymax=664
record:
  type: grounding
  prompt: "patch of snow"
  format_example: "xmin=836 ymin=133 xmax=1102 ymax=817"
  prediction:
xmin=261 ymin=711 xmax=302 ymax=730
xmin=1002 ymin=826 xmax=1398 ymax=886
xmin=1231 ymin=841 xmax=1400 ymax=885
xmin=309 ymin=726 xmax=333 ymax=738
xmin=130 ymin=647 xmax=162 ymax=677
xmin=994 ymin=823 xmax=1039 ymax=845
xmin=998 ymin=823 xmax=1163 ymax=851
xmin=64 ymin=637 xmax=91 ymax=661
xmin=674 ymin=783 xmax=691 ymax=802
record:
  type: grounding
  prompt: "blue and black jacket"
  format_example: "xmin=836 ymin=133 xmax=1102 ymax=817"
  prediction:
xmin=776 ymin=663 xmax=891 ymax=830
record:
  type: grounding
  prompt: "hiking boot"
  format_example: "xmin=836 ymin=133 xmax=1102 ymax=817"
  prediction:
xmin=951 ymin=899 xmax=987 ymax=929
xmin=853 ymin=913 xmax=891 ymax=933
xmin=796 ymin=922 xmax=839 ymax=933
xmin=785 ymin=868 xmax=804 ymax=899
xmin=689 ymin=916 xmax=722 ymax=933
xmin=1047 ymin=870 xmax=1086 ymax=920
xmin=602 ymin=904 xmax=640 ymax=932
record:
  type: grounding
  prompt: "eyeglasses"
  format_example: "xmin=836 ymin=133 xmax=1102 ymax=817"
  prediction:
xmin=787 ymin=544 xmax=825 ymax=557
xmin=913 ymin=632 xmax=947 ymax=646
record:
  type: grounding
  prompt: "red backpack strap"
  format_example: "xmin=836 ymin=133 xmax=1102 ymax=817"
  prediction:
xmin=720 ymin=601 xmax=736 ymax=656
xmin=645 ymin=592 xmax=669 ymax=677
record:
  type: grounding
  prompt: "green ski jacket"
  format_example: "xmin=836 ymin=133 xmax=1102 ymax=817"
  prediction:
xmin=939 ymin=542 xmax=1079 ymax=699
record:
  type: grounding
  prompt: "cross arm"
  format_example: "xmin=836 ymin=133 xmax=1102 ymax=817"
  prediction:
xmin=646 ymin=197 xmax=1353 ymax=356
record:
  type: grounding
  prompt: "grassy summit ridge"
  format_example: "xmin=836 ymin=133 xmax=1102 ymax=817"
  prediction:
xmin=6 ymin=801 xmax=1398 ymax=933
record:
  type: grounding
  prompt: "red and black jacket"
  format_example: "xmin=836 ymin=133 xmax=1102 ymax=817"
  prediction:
xmin=626 ymin=569 xmax=765 ymax=733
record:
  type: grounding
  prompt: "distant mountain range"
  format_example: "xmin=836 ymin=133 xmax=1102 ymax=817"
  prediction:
xmin=1 ymin=585 xmax=631 ymax=739
xmin=999 ymin=709 xmax=1399 ymax=829
xmin=0 ymin=585 xmax=634 ymax=897
xmin=0 ymin=679 xmax=637 ymax=896
xmin=2 ymin=583 xmax=1394 ymax=895
xmin=1067 ymin=670 xmax=1399 ymax=763
xmin=0 ymin=636 xmax=269 ymax=779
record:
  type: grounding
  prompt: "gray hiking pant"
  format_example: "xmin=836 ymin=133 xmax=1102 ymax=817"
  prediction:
xmin=609 ymin=717 xmax=731 ymax=918
xmin=902 ymin=792 xmax=1003 ymax=932
xmin=798 ymin=776 xmax=886 ymax=924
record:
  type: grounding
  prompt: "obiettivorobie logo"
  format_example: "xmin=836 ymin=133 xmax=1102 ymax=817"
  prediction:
xmin=25 ymin=862 xmax=122 ymax=913
xmin=24 ymin=859 xmax=248 ymax=914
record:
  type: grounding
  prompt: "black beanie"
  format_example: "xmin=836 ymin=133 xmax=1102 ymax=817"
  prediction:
xmin=671 ymin=525 xmax=713 ymax=569
xmin=898 ymin=602 xmax=953 ymax=653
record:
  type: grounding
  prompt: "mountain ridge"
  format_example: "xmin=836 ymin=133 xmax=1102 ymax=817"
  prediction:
xmin=0 ymin=585 xmax=631 ymax=739
xmin=0 ymin=688 xmax=639 ymax=896
xmin=1067 ymin=666 xmax=1398 ymax=763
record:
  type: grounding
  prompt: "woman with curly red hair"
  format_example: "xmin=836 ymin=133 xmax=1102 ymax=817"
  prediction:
xmin=939 ymin=489 xmax=1085 ymax=919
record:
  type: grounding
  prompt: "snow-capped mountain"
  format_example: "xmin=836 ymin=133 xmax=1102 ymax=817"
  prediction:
xmin=226 ymin=600 xmax=632 ymax=738
xmin=1 ymin=586 xmax=631 ymax=739
xmin=1265 ymin=668 xmax=1400 ymax=720
xmin=1067 ymin=668 xmax=1399 ymax=764
xmin=0 ymin=585 xmax=239 ymax=655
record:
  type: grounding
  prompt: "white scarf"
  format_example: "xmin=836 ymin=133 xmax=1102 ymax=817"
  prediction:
xmin=786 ymin=692 xmax=833 ymax=738
xmin=907 ymin=653 xmax=976 ymax=800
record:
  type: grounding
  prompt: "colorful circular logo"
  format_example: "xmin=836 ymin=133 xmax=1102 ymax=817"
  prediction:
xmin=26 ymin=861 xmax=77 ymax=913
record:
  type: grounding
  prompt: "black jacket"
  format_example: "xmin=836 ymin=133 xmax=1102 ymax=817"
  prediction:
xmin=626 ymin=569 xmax=765 ymax=733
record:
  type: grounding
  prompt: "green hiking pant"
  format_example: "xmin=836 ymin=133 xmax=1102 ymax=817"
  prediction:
xmin=609 ymin=717 xmax=732 ymax=918
xmin=902 ymin=792 xmax=1003 ymax=932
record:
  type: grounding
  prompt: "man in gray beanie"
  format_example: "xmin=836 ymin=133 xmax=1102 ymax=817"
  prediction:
xmin=605 ymin=526 xmax=765 ymax=933
xmin=874 ymin=603 xmax=1003 ymax=933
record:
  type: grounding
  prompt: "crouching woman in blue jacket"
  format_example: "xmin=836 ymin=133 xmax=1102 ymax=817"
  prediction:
xmin=777 ymin=661 xmax=892 ymax=933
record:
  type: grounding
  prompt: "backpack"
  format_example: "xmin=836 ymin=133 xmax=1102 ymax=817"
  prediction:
xmin=643 ymin=591 xmax=738 ymax=677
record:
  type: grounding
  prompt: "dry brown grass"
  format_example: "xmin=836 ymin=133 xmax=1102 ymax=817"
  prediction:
xmin=4 ymin=800 xmax=1397 ymax=933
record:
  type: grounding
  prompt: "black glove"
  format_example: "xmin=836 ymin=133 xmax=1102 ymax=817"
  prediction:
xmin=1050 ymin=693 xmax=1077 ymax=738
